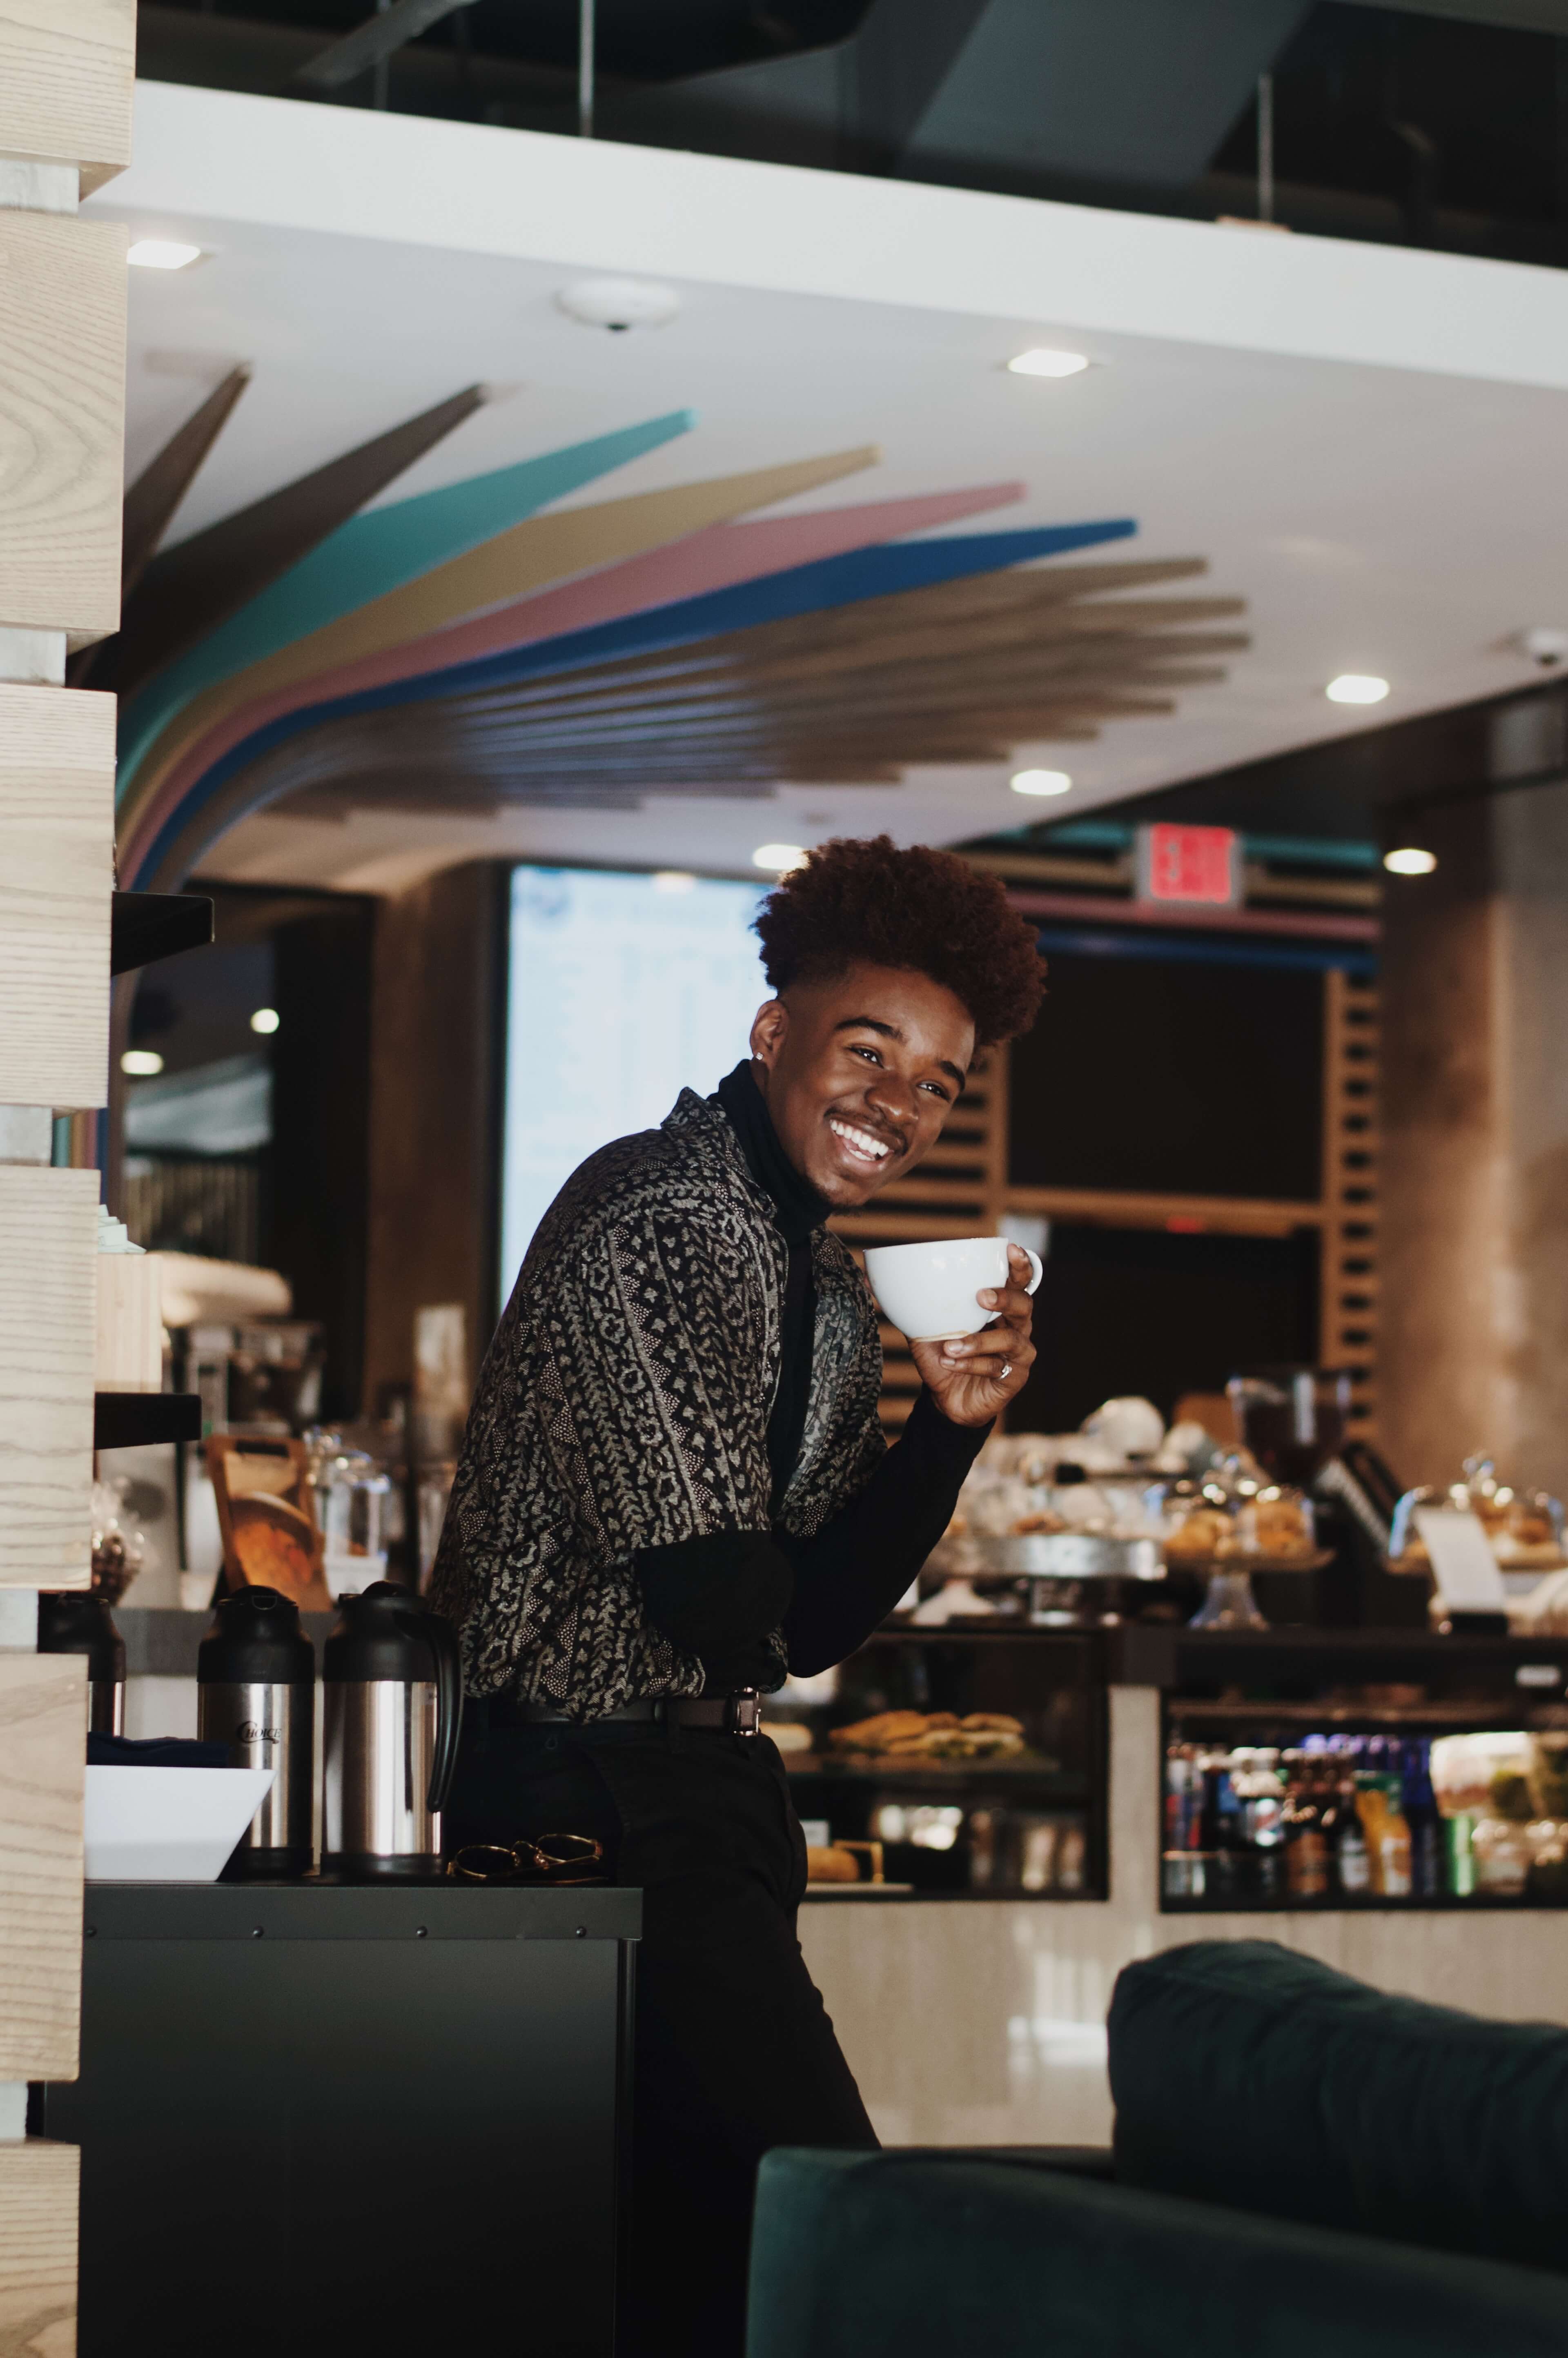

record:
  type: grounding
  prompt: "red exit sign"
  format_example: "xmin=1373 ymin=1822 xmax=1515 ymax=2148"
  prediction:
xmin=1134 ymin=823 xmax=1242 ymax=908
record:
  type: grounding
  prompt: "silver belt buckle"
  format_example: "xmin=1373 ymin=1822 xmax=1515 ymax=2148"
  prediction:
xmin=729 ymin=1688 xmax=761 ymax=1739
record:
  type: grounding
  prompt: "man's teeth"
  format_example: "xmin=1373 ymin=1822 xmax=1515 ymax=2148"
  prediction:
xmin=830 ymin=1117 xmax=891 ymax=1162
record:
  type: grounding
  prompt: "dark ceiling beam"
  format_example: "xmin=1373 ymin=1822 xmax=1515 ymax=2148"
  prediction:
xmin=70 ymin=362 xmax=252 ymax=688
xmin=293 ymin=0 xmax=479 ymax=90
xmin=99 ymin=381 xmax=488 ymax=704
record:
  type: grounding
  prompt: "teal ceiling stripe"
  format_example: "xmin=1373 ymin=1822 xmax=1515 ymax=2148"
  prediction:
xmin=116 ymin=406 xmax=696 ymax=798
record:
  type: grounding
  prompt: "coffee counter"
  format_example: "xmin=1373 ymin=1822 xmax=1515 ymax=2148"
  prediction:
xmin=799 ymin=1626 xmax=1568 ymax=2146
xmin=38 ymin=1882 xmax=639 ymax=2358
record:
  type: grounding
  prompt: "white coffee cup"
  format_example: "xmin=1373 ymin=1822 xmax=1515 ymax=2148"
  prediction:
xmin=862 ymin=1236 xmax=1043 ymax=1343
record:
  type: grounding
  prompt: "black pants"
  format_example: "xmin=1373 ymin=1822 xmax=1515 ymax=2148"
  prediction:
xmin=446 ymin=1711 xmax=878 ymax=2358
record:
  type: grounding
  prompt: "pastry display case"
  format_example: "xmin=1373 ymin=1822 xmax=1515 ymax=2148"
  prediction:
xmin=769 ymin=1628 xmax=1108 ymax=1900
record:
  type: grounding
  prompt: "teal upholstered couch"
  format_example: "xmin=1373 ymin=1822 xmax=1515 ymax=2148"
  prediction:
xmin=746 ymin=1942 xmax=1568 ymax=2358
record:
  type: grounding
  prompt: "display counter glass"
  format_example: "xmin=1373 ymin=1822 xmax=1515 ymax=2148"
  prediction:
xmin=772 ymin=1628 xmax=1107 ymax=1899
xmin=1120 ymin=1627 xmax=1568 ymax=1913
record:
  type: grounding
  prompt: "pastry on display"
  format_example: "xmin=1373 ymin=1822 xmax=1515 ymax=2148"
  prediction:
xmin=1247 ymin=1487 xmax=1316 ymax=1560
xmin=1162 ymin=1504 xmax=1236 ymax=1563
xmin=829 ymin=1709 xmax=1027 ymax=1760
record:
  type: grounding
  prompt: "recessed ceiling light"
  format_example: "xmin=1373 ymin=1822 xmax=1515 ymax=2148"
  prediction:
xmin=249 ymin=1006 xmax=280 ymax=1035
xmin=1011 ymin=769 xmax=1073 ymax=797
xmin=651 ymin=870 xmax=696 ymax=893
xmin=752 ymin=843 xmax=807 ymax=873
xmin=1384 ymin=846 xmax=1437 ymax=876
xmin=1007 ymin=347 xmax=1091 ymax=379
xmin=121 ymin=1049 xmax=164 ymax=1076
xmin=1326 ymin=674 xmax=1390 ymax=705
xmin=557 ymin=276 xmax=680 ymax=330
xmin=127 ymin=239 xmax=204 ymax=272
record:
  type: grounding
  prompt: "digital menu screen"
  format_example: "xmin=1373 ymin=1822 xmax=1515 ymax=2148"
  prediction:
xmin=499 ymin=865 xmax=767 ymax=1308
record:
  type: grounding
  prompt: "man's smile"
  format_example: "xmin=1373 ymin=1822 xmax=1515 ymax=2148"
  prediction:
xmin=827 ymin=1112 xmax=904 ymax=1169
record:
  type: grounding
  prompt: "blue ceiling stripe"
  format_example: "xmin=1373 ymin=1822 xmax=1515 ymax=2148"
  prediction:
xmin=116 ymin=407 xmax=698 ymax=799
xmin=130 ymin=514 xmax=1136 ymax=890
xmin=383 ymin=516 xmax=1138 ymax=709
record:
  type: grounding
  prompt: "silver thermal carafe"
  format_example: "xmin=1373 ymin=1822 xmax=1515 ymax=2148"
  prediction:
xmin=321 ymin=1582 xmax=462 ymax=1881
xmin=197 ymin=1586 xmax=316 ymax=1879
xmin=38 ymin=1592 xmax=125 ymax=1735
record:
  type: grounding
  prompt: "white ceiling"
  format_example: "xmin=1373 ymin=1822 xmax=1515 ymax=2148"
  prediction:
xmin=89 ymin=81 xmax=1568 ymax=892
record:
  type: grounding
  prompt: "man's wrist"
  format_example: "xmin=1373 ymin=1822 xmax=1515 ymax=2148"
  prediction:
xmin=905 ymin=1386 xmax=993 ymax=1464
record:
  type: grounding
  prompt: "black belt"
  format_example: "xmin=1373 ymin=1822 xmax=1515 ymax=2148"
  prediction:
xmin=491 ymin=1688 xmax=763 ymax=1739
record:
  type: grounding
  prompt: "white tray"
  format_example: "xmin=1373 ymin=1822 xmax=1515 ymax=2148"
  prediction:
xmin=85 ymin=1765 xmax=276 ymax=1883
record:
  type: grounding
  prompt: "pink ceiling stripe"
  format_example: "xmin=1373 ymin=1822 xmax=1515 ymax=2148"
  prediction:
xmin=122 ymin=482 xmax=1022 ymax=868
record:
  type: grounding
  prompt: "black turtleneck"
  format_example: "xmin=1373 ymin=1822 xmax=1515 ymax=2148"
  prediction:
xmin=717 ymin=1060 xmax=825 ymax=1505
xmin=633 ymin=1062 xmax=990 ymax=1692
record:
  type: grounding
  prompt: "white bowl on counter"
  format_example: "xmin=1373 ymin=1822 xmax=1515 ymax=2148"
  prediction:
xmin=84 ymin=1766 xmax=276 ymax=1883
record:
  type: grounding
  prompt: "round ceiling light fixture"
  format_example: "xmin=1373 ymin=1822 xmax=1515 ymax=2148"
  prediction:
xmin=1007 ymin=347 xmax=1091 ymax=379
xmin=1011 ymin=768 xmax=1073 ymax=797
xmin=556 ymin=276 xmax=682 ymax=332
xmin=121 ymin=1049 xmax=164 ymax=1076
xmin=752 ymin=842 xmax=807 ymax=873
xmin=1326 ymin=673 xmax=1390 ymax=705
xmin=1384 ymin=846 xmax=1437 ymax=876
xmin=249 ymin=1006 xmax=280 ymax=1035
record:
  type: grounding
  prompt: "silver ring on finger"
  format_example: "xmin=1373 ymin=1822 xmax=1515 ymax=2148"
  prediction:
xmin=1001 ymin=1362 xmax=1013 ymax=1381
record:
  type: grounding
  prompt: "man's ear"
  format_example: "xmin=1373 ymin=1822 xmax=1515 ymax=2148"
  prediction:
xmin=749 ymin=997 xmax=788 ymax=1072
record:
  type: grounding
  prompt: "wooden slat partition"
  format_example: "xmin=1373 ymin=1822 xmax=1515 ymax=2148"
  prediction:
xmin=0 ymin=208 xmax=127 ymax=643
xmin=1321 ymin=967 xmax=1381 ymax=1435
xmin=0 ymin=2138 xmax=78 ymax=2350
xmin=0 ymin=0 xmax=135 ymax=193
xmin=1004 ymin=1181 xmax=1324 ymax=1238
xmin=0 ymin=1654 xmax=86 ymax=2079
xmin=0 ymin=685 xmax=114 ymax=1110
xmin=0 ymin=8 xmax=129 ymax=2307
xmin=0 ymin=1167 xmax=97 ymax=1589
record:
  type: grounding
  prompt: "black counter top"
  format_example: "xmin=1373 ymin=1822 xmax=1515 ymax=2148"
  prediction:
xmin=1112 ymin=1624 xmax=1568 ymax=1693
xmin=82 ymin=1877 xmax=640 ymax=1942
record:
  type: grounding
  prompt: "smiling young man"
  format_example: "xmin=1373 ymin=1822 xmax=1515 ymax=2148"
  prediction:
xmin=433 ymin=837 xmax=1045 ymax=2357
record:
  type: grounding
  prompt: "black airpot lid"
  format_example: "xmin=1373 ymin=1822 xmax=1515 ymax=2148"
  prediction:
xmin=198 ymin=1585 xmax=315 ymax=1686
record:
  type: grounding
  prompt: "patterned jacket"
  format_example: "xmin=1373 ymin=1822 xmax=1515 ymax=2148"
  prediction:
xmin=429 ymin=1087 xmax=886 ymax=1715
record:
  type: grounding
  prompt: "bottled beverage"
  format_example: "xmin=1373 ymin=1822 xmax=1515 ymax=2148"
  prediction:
xmin=1401 ymin=1740 xmax=1445 ymax=1899
xmin=1283 ymin=1753 xmax=1330 ymax=1900
xmin=1201 ymin=1757 xmax=1249 ymax=1899
xmin=1327 ymin=1773 xmax=1371 ymax=1895
xmin=1354 ymin=1772 xmax=1412 ymax=1898
xmin=1238 ymin=1748 xmax=1286 ymax=1900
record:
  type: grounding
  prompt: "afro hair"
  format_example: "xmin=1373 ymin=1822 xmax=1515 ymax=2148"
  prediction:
xmin=754 ymin=835 xmax=1045 ymax=1049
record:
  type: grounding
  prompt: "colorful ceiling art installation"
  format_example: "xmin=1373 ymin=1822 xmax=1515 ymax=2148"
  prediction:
xmin=105 ymin=384 xmax=1249 ymax=893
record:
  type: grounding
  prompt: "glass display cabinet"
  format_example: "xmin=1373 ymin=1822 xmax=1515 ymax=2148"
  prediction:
xmin=771 ymin=1628 xmax=1108 ymax=1899
xmin=1119 ymin=1627 xmax=1568 ymax=1913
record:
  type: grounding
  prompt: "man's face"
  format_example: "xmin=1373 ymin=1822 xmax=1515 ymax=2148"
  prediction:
xmin=748 ymin=961 xmax=976 ymax=1207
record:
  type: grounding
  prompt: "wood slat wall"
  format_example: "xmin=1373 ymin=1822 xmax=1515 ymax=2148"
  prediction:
xmin=0 ymin=684 xmax=114 ymax=1110
xmin=0 ymin=1654 xmax=86 ymax=2080
xmin=0 ymin=5 xmax=131 ymax=2316
xmin=0 ymin=2138 xmax=78 ymax=2353
xmin=0 ymin=209 xmax=127 ymax=644
xmin=0 ymin=0 xmax=135 ymax=193
xmin=0 ymin=1167 xmax=97 ymax=1589
xmin=1321 ymin=967 xmax=1381 ymax=1436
